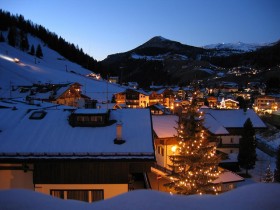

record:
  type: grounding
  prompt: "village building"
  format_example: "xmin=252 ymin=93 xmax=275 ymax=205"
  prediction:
xmin=157 ymin=88 xmax=176 ymax=110
xmin=152 ymin=115 xmax=178 ymax=173
xmin=151 ymin=113 xmax=245 ymax=192
xmin=152 ymin=108 xmax=265 ymax=169
xmin=148 ymin=103 xmax=171 ymax=115
xmin=148 ymin=90 xmax=163 ymax=106
xmin=207 ymin=96 xmax=218 ymax=108
xmin=0 ymin=107 xmax=155 ymax=202
xmin=202 ymin=108 xmax=266 ymax=171
xmin=108 ymin=76 xmax=119 ymax=84
xmin=253 ymin=95 xmax=278 ymax=114
xmin=10 ymin=82 xmax=95 ymax=108
xmin=114 ymin=89 xmax=149 ymax=108
xmin=217 ymin=98 xmax=239 ymax=109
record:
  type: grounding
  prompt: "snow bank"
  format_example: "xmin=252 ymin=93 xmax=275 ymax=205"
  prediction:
xmin=0 ymin=183 xmax=279 ymax=210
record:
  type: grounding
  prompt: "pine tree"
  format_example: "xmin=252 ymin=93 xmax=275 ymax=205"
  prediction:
xmin=165 ymin=93 xmax=220 ymax=195
xmin=0 ymin=32 xmax=5 ymax=42
xmin=263 ymin=164 xmax=274 ymax=183
xmin=238 ymin=118 xmax=256 ymax=176
xmin=30 ymin=44 xmax=35 ymax=55
xmin=7 ymin=27 xmax=17 ymax=47
xmin=36 ymin=44 xmax=43 ymax=58
xmin=274 ymin=145 xmax=280 ymax=182
xmin=19 ymin=30 xmax=29 ymax=51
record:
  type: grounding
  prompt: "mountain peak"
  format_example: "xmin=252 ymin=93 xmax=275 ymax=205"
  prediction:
xmin=137 ymin=36 xmax=183 ymax=50
xmin=149 ymin=36 xmax=170 ymax=42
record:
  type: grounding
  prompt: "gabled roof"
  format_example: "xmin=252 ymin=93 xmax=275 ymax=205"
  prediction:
xmin=223 ymin=98 xmax=239 ymax=103
xmin=156 ymin=88 xmax=166 ymax=94
xmin=202 ymin=108 xmax=266 ymax=129
xmin=0 ymin=108 xmax=155 ymax=160
xmin=152 ymin=115 xmax=178 ymax=138
xmin=204 ymin=113 xmax=229 ymax=135
xmin=126 ymin=88 xmax=149 ymax=96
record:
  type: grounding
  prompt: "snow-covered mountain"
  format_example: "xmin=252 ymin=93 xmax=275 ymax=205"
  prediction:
xmin=0 ymin=34 xmax=125 ymax=102
xmin=203 ymin=42 xmax=268 ymax=55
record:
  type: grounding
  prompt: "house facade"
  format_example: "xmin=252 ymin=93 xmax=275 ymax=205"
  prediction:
xmin=207 ymin=96 xmax=218 ymax=108
xmin=148 ymin=90 xmax=163 ymax=106
xmin=0 ymin=108 xmax=155 ymax=202
xmin=217 ymin=98 xmax=239 ymax=109
xmin=253 ymin=95 xmax=278 ymax=114
xmin=114 ymin=89 xmax=150 ymax=108
xmin=152 ymin=115 xmax=179 ymax=172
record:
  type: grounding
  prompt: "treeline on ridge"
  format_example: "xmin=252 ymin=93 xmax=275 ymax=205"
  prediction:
xmin=0 ymin=10 xmax=97 ymax=71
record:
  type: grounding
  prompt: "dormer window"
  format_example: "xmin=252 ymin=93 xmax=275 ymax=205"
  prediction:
xmin=76 ymin=115 xmax=103 ymax=123
xmin=69 ymin=109 xmax=115 ymax=127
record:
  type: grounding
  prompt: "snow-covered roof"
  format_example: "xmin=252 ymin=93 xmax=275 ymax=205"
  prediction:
xmin=0 ymin=98 xmax=71 ymax=110
xmin=152 ymin=115 xmax=178 ymax=138
xmin=0 ymin=108 xmax=154 ymax=160
xmin=202 ymin=108 xmax=266 ymax=129
xmin=212 ymin=170 xmax=244 ymax=184
xmin=73 ymin=108 xmax=108 ymax=114
xmin=204 ymin=113 xmax=229 ymax=135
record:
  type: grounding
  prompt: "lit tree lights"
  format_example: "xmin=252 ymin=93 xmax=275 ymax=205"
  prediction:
xmin=165 ymin=92 xmax=220 ymax=195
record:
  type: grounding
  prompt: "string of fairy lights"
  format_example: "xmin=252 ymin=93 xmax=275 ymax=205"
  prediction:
xmin=167 ymin=97 xmax=221 ymax=195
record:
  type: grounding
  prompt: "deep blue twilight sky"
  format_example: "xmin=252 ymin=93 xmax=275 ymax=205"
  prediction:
xmin=1 ymin=0 xmax=280 ymax=61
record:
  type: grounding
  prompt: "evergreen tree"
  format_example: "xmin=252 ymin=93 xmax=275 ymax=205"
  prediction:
xmin=236 ymin=96 xmax=246 ymax=109
xmin=263 ymin=164 xmax=274 ymax=183
xmin=7 ymin=27 xmax=17 ymax=47
xmin=30 ymin=44 xmax=35 ymax=55
xmin=274 ymin=145 xmax=280 ymax=182
xmin=0 ymin=32 xmax=5 ymax=42
xmin=165 ymin=93 xmax=220 ymax=195
xmin=238 ymin=118 xmax=256 ymax=176
xmin=36 ymin=44 xmax=43 ymax=58
xmin=19 ymin=30 xmax=29 ymax=51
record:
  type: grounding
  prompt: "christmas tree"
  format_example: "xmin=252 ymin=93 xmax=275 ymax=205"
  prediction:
xmin=263 ymin=164 xmax=274 ymax=183
xmin=166 ymin=93 xmax=220 ymax=195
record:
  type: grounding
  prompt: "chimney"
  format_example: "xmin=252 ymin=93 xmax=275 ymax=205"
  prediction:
xmin=114 ymin=121 xmax=125 ymax=144
xmin=116 ymin=121 xmax=122 ymax=140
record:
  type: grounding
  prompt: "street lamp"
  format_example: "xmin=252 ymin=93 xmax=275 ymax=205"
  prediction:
xmin=171 ymin=146 xmax=177 ymax=174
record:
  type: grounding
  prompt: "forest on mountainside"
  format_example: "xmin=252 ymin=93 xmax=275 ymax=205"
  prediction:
xmin=0 ymin=10 xmax=98 ymax=72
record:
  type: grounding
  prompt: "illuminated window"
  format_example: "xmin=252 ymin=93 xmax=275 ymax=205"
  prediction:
xmin=51 ymin=189 xmax=104 ymax=203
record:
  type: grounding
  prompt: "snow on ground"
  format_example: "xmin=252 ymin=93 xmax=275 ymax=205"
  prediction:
xmin=0 ymin=183 xmax=279 ymax=210
xmin=0 ymin=38 xmax=125 ymax=102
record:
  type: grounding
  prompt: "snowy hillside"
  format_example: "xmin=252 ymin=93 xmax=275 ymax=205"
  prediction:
xmin=0 ymin=183 xmax=279 ymax=210
xmin=0 ymin=35 xmax=125 ymax=102
xmin=203 ymin=42 xmax=266 ymax=52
